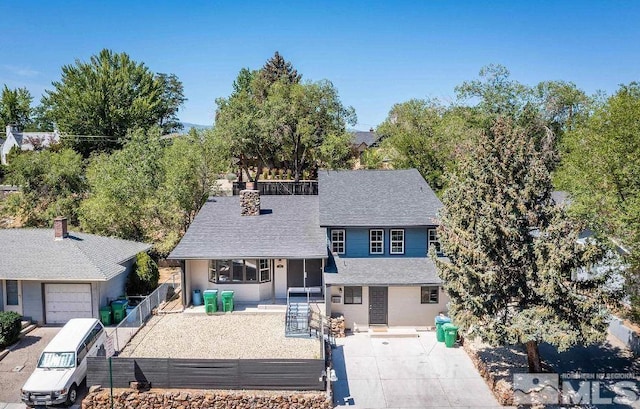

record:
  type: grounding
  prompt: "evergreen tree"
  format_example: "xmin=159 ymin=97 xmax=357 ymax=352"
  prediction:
xmin=261 ymin=51 xmax=301 ymax=85
xmin=436 ymin=118 xmax=617 ymax=372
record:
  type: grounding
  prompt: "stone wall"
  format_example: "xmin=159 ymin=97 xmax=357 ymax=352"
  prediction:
xmin=82 ymin=389 xmax=332 ymax=409
xmin=240 ymin=189 xmax=261 ymax=216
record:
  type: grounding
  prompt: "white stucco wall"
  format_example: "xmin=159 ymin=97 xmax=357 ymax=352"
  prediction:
xmin=274 ymin=259 xmax=287 ymax=298
xmin=329 ymin=285 xmax=450 ymax=329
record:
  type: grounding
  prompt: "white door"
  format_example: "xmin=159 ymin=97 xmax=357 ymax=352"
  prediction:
xmin=3 ymin=280 xmax=22 ymax=314
xmin=44 ymin=283 xmax=93 ymax=324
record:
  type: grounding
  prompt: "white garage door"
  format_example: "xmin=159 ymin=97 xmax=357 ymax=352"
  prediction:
xmin=45 ymin=283 xmax=93 ymax=324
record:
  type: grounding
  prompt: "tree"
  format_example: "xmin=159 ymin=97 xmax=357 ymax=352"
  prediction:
xmin=557 ymin=83 xmax=640 ymax=321
xmin=261 ymin=51 xmax=301 ymax=85
xmin=126 ymin=252 xmax=159 ymax=295
xmin=2 ymin=149 xmax=85 ymax=226
xmin=436 ymin=119 xmax=616 ymax=372
xmin=41 ymin=49 xmax=185 ymax=156
xmin=0 ymin=85 xmax=32 ymax=130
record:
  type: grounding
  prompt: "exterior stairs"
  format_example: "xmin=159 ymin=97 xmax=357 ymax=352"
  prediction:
xmin=285 ymin=299 xmax=311 ymax=338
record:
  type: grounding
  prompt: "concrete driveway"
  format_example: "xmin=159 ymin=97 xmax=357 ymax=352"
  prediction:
xmin=0 ymin=327 xmax=60 ymax=404
xmin=332 ymin=333 xmax=505 ymax=408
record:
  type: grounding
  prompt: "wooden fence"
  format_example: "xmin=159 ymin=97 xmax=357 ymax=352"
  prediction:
xmin=87 ymin=357 xmax=326 ymax=391
xmin=233 ymin=181 xmax=318 ymax=196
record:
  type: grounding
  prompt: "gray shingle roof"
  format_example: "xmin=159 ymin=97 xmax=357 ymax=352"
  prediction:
xmin=318 ymin=169 xmax=442 ymax=227
xmin=168 ymin=195 xmax=328 ymax=260
xmin=351 ymin=131 xmax=378 ymax=147
xmin=324 ymin=256 xmax=442 ymax=285
xmin=0 ymin=229 xmax=151 ymax=281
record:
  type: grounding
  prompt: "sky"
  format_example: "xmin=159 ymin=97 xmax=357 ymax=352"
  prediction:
xmin=1 ymin=1 xmax=639 ymax=130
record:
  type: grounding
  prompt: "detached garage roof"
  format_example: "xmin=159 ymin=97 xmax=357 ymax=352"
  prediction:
xmin=0 ymin=229 xmax=151 ymax=281
xmin=168 ymin=195 xmax=328 ymax=260
xmin=324 ymin=256 xmax=442 ymax=286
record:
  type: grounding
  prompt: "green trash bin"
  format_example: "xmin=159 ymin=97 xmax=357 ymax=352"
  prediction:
xmin=203 ymin=290 xmax=218 ymax=314
xmin=111 ymin=300 xmax=128 ymax=324
xmin=443 ymin=323 xmax=459 ymax=348
xmin=221 ymin=290 xmax=234 ymax=312
xmin=435 ymin=315 xmax=451 ymax=342
xmin=99 ymin=306 xmax=112 ymax=326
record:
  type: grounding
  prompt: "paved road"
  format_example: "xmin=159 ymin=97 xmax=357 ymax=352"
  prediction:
xmin=332 ymin=332 xmax=506 ymax=408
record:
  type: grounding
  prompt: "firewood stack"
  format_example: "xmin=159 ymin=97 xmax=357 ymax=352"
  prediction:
xmin=329 ymin=315 xmax=346 ymax=338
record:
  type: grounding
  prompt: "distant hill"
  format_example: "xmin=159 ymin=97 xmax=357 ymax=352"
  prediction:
xmin=181 ymin=122 xmax=213 ymax=131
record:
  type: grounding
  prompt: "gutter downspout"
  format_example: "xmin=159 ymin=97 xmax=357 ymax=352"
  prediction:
xmin=180 ymin=260 xmax=187 ymax=308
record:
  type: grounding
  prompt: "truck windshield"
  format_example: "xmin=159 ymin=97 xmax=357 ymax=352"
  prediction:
xmin=37 ymin=352 xmax=76 ymax=368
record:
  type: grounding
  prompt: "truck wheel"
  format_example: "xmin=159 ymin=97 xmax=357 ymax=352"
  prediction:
xmin=65 ymin=383 xmax=77 ymax=406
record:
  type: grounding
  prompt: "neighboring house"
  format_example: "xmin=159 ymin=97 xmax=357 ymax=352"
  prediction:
xmin=169 ymin=168 xmax=448 ymax=331
xmin=0 ymin=217 xmax=150 ymax=324
xmin=350 ymin=129 xmax=380 ymax=160
xmin=1 ymin=125 xmax=60 ymax=165
xmin=320 ymin=169 xmax=448 ymax=329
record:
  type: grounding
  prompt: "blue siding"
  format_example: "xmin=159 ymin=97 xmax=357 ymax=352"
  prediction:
xmin=328 ymin=227 xmax=430 ymax=258
xmin=22 ymin=281 xmax=43 ymax=324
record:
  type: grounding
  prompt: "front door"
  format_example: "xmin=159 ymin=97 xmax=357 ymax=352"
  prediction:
xmin=368 ymin=286 xmax=388 ymax=325
xmin=4 ymin=280 xmax=22 ymax=314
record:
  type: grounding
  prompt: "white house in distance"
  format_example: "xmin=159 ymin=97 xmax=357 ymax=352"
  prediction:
xmin=1 ymin=125 xmax=60 ymax=164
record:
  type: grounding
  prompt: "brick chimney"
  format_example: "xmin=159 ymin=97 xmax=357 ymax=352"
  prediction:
xmin=240 ymin=189 xmax=260 ymax=216
xmin=54 ymin=216 xmax=68 ymax=240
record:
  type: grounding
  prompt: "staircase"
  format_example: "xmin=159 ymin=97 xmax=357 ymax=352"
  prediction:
xmin=285 ymin=298 xmax=311 ymax=338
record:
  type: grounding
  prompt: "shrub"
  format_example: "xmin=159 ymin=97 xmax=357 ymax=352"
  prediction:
xmin=126 ymin=252 xmax=160 ymax=296
xmin=0 ymin=311 xmax=22 ymax=349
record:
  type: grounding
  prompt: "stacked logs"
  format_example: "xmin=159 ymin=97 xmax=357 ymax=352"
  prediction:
xmin=329 ymin=315 xmax=345 ymax=338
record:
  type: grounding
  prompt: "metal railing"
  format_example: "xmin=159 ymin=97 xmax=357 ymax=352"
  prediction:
xmin=111 ymin=273 xmax=180 ymax=353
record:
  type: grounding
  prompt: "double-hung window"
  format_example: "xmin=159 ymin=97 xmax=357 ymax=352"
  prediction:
xmin=331 ymin=229 xmax=345 ymax=254
xmin=259 ymin=259 xmax=271 ymax=282
xmin=390 ymin=229 xmax=405 ymax=254
xmin=370 ymin=229 xmax=384 ymax=254
xmin=428 ymin=228 xmax=441 ymax=255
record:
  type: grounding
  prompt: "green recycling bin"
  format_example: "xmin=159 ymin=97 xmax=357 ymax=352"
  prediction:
xmin=443 ymin=323 xmax=459 ymax=348
xmin=203 ymin=289 xmax=218 ymax=314
xmin=111 ymin=300 xmax=128 ymax=324
xmin=221 ymin=290 xmax=235 ymax=312
xmin=99 ymin=306 xmax=112 ymax=326
xmin=435 ymin=315 xmax=451 ymax=342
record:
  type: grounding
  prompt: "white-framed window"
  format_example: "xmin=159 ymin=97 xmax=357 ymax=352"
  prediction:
xmin=370 ymin=229 xmax=384 ymax=254
xmin=209 ymin=259 xmax=269 ymax=283
xmin=421 ymin=286 xmax=439 ymax=304
xmin=259 ymin=259 xmax=271 ymax=282
xmin=344 ymin=286 xmax=362 ymax=304
xmin=390 ymin=229 xmax=405 ymax=254
xmin=428 ymin=228 xmax=441 ymax=255
xmin=331 ymin=229 xmax=346 ymax=254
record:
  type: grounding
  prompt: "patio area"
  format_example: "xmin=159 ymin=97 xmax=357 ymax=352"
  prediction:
xmin=118 ymin=312 xmax=322 ymax=359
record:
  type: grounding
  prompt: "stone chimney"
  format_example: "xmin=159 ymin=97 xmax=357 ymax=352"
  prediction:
xmin=54 ymin=216 xmax=68 ymax=240
xmin=240 ymin=189 xmax=260 ymax=216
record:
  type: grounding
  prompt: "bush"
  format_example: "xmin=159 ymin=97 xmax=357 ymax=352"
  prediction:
xmin=0 ymin=311 xmax=22 ymax=349
xmin=126 ymin=252 xmax=160 ymax=296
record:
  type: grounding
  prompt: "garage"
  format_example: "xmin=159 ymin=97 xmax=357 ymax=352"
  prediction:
xmin=44 ymin=283 xmax=93 ymax=324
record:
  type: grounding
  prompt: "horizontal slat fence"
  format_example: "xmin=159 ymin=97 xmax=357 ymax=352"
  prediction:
xmin=87 ymin=357 xmax=325 ymax=391
xmin=232 ymin=181 xmax=318 ymax=196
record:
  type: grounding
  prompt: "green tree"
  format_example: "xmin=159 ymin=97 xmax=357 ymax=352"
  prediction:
xmin=436 ymin=119 xmax=616 ymax=372
xmin=41 ymin=49 xmax=185 ymax=156
xmin=0 ymin=85 xmax=32 ymax=130
xmin=2 ymin=149 xmax=85 ymax=226
xmin=557 ymin=83 xmax=640 ymax=321
xmin=126 ymin=252 xmax=159 ymax=295
xmin=260 ymin=51 xmax=301 ymax=85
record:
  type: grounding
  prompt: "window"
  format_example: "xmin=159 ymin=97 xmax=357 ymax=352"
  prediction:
xmin=421 ymin=286 xmax=439 ymax=304
xmin=259 ymin=259 xmax=271 ymax=282
xmin=370 ymin=229 xmax=384 ymax=254
xmin=331 ymin=229 xmax=346 ymax=254
xmin=390 ymin=229 xmax=405 ymax=254
xmin=6 ymin=280 xmax=19 ymax=305
xmin=210 ymin=259 xmax=269 ymax=283
xmin=428 ymin=229 xmax=442 ymax=255
xmin=344 ymin=286 xmax=362 ymax=304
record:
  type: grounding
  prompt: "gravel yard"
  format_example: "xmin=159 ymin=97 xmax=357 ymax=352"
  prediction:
xmin=119 ymin=313 xmax=321 ymax=359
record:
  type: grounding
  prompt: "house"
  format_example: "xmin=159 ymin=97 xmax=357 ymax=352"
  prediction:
xmin=350 ymin=129 xmax=380 ymax=160
xmin=320 ymin=169 xmax=448 ymax=329
xmin=0 ymin=217 xmax=150 ymax=324
xmin=169 ymin=168 xmax=448 ymax=331
xmin=1 ymin=125 xmax=60 ymax=165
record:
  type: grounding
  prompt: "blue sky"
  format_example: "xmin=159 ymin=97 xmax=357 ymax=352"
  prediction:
xmin=1 ymin=1 xmax=639 ymax=130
